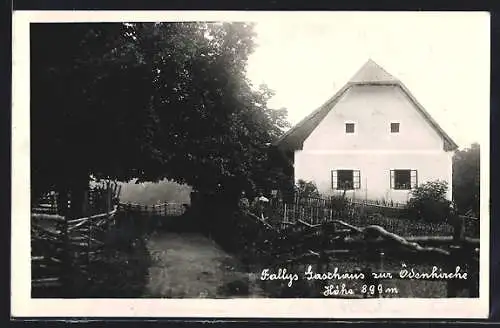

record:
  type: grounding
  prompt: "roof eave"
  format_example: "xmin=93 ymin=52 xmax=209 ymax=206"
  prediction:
xmin=274 ymin=84 xmax=352 ymax=150
xmin=444 ymin=140 xmax=459 ymax=152
xmin=397 ymin=82 xmax=459 ymax=152
xmin=275 ymin=80 xmax=459 ymax=153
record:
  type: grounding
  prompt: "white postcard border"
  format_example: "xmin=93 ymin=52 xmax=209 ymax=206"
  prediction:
xmin=11 ymin=10 xmax=491 ymax=318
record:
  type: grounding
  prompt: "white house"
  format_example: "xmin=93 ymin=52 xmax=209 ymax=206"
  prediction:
xmin=275 ymin=59 xmax=458 ymax=203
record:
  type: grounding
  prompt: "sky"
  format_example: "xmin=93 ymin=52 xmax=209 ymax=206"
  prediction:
xmin=245 ymin=12 xmax=490 ymax=149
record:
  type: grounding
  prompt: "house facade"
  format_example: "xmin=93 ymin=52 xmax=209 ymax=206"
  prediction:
xmin=275 ymin=60 xmax=458 ymax=203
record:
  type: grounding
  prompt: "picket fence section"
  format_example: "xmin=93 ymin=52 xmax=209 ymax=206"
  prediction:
xmin=118 ymin=202 xmax=188 ymax=217
xmin=265 ymin=194 xmax=480 ymax=239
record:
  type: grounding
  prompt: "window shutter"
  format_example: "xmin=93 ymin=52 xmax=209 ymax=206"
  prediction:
xmin=410 ymin=170 xmax=418 ymax=189
xmin=390 ymin=170 xmax=395 ymax=189
xmin=331 ymin=170 xmax=337 ymax=189
xmin=353 ymin=170 xmax=361 ymax=189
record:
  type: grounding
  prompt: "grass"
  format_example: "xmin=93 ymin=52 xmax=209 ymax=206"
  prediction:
xmin=82 ymin=235 xmax=152 ymax=298
xmin=347 ymin=213 xmax=455 ymax=237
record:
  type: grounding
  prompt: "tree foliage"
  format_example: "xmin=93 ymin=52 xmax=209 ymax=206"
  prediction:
xmin=31 ymin=22 xmax=291 ymax=207
xmin=294 ymin=180 xmax=320 ymax=198
xmin=452 ymin=143 xmax=480 ymax=216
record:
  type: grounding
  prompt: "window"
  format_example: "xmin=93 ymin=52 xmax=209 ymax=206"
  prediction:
xmin=390 ymin=169 xmax=417 ymax=190
xmin=391 ymin=122 xmax=400 ymax=133
xmin=332 ymin=170 xmax=361 ymax=190
xmin=345 ymin=123 xmax=355 ymax=133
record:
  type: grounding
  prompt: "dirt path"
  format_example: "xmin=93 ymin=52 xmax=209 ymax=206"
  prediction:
xmin=142 ymin=232 xmax=265 ymax=298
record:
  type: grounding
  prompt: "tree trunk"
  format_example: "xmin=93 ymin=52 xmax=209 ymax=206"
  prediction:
xmin=68 ymin=172 xmax=90 ymax=219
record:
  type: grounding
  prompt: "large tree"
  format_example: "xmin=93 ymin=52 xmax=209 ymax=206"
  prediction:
xmin=452 ymin=143 xmax=480 ymax=216
xmin=31 ymin=22 xmax=291 ymax=214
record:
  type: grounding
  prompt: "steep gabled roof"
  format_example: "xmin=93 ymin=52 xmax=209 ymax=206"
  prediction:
xmin=274 ymin=59 xmax=459 ymax=152
xmin=349 ymin=59 xmax=398 ymax=83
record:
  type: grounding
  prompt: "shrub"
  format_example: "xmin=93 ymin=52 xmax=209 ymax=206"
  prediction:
xmin=294 ymin=180 xmax=320 ymax=198
xmin=407 ymin=180 xmax=452 ymax=223
xmin=327 ymin=193 xmax=353 ymax=218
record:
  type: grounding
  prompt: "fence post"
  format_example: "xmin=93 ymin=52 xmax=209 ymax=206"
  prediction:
xmin=315 ymin=249 xmax=326 ymax=295
xmin=56 ymin=190 xmax=72 ymax=297
xmin=363 ymin=250 xmax=382 ymax=298
xmin=446 ymin=245 xmax=461 ymax=297
xmin=378 ymin=251 xmax=384 ymax=298
xmin=88 ymin=215 xmax=94 ymax=286
xmin=83 ymin=191 xmax=91 ymax=274
xmin=106 ymin=187 xmax=112 ymax=215
xmin=106 ymin=181 xmax=111 ymax=212
xmin=361 ymin=244 xmax=381 ymax=298
xmin=453 ymin=215 xmax=465 ymax=242
xmin=446 ymin=212 xmax=466 ymax=297
xmin=116 ymin=184 xmax=122 ymax=201
xmin=468 ymin=251 xmax=480 ymax=297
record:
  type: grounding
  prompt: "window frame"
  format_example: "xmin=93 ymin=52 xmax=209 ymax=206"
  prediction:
xmin=390 ymin=169 xmax=418 ymax=190
xmin=345 ymin=122 xmax=355 ymax=134
xmin=390 ymin=122 xmax=400 ymax=133
xmin=332 ymin=169 xmax=361 ymax=190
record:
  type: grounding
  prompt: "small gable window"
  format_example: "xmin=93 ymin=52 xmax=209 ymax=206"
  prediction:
xmin=345 ymin=123 xmax=355 ymax=134
xmin=391 ymin=122 xmax=400 ymax=133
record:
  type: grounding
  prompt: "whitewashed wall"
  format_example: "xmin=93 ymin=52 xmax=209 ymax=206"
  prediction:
xmin=295 ymin=151 xmax=453 ymax=202
xmin=295 ymin=84 xmax=454 ymax=202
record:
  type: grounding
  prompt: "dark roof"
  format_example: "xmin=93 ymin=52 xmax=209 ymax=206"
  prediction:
xmin=274 ymin=59 xmax=459 ymax=152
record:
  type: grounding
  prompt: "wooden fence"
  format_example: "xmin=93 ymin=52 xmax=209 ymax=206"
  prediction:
xmin=264 ymin=194 xmax=480 ymax=239
xmin=236 ymin=210 xmax=479 ymax=298
xmin=118 ymin=202 xmax=188 ymax=217
xmin=31 ymin=182 xmax=121 ymax=295
xmin=31 ymin=206 xmax=118 ymax=290
xmin=274 ymin=194 xmax=405 ymax=208
xmin=352 ymin=198 xmax=407 ymax=208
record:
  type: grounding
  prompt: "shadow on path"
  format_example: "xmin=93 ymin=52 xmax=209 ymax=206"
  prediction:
xmin=32 ymin=215 xmax=265 ymax=298
xmin=142 ymin=232 xmax=265 ymax=298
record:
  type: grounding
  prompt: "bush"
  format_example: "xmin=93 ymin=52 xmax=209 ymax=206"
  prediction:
xmin=294 ymin=180 xmax=319 ymax=198
xmin=407 ymin=180 xmax=453 ymax=223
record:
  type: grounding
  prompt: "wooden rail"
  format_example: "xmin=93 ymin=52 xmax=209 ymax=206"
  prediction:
xmin=266 ymin=194 xmax=480 ymax=238
xmin=118 ymin=202 xmax=187 ymax=217
xmin=238 ymin=210 xmax=479 ymax=298
xmin=32 ymin=207 xmax=119 ymax=290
